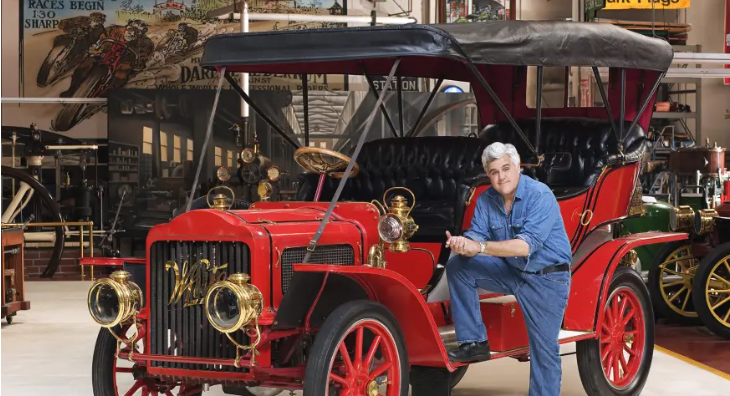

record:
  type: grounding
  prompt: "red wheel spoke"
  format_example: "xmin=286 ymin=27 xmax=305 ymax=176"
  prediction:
xmin=613 ymin=353 xmax=620 ymax=381
xmin=603 ymin=351 xmax=612 ymax=377
xmin=330 ymin=373 xmax=349 ymax=387
xmin=339 ymin=343 xmax=355 ymax=375
xmin=601 ymin=346 xmax=611 ymax=362
xmin=600 ymin=338 xmax=611 ymax=345
xmin=605 ymin=306 xmax=614 ymax=327
xmin=612 ymin=295 xmax=621 ymax=324
xmin=619 ymin=353 xmax=629 ymax=374
xmin=624 ymin=344 xmax=637 ymax=357
xmin=355 ymin=327 xmax=364 ymax=370
xmin=364 ymin=335 xmax=382 ymax=370
xmin=619 ymin=297 xmax=629 ymax=319
xmin=123 ymin=380 xmax=145 ymax=396
xmin=622 ymin=309 xmax=635 ymax=326
xmin=141 ymin=388 xmax=150 ymax=396
xmin=369 ymin=361 xmax=392 ymax=381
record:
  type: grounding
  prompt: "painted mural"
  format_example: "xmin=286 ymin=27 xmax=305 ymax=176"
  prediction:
xmin=21 ymin=0 xmax=348 ymax=133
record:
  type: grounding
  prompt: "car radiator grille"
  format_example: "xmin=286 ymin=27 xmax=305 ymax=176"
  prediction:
xmin=149 ymin=241 xmax=250 ymax=372
xmin=281 ymin=244 xmax=355 ymax=294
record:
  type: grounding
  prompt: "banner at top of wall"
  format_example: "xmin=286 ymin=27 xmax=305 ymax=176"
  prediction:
xmin=604 ymin=0 xmax=690 ymax=10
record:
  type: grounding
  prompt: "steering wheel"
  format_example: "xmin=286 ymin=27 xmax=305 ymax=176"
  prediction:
xmin=294 ymin=147 xmax=359 ymax=179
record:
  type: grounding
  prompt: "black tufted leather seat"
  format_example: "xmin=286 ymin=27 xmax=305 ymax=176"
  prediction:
xmin=296 ymin=136 xmax=489 ymax=238
xmin=296 ymin=118 xmax=647 ymax=238
xmin=479 ymin=118 xmax=647 ymax=198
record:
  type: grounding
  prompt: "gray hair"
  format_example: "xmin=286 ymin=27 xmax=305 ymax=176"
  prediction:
xmin=482 ymin=142 xmax=521 ymax=171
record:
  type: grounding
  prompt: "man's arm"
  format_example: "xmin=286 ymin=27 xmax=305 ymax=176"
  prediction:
xmin=455 ymin=190 xmax=558 ymax=258
xmin=513 ymin=190 xmax=559 ymax=257
xmin=462 ymin=194 xmax=490 ymax=242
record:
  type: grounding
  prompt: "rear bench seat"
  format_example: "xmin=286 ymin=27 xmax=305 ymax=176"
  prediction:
xmin=295 ymin=118 xmax=647 ymax=239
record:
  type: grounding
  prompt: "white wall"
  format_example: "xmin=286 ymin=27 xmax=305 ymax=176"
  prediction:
xmin=685 ymin=0 xmax=730 ymax=150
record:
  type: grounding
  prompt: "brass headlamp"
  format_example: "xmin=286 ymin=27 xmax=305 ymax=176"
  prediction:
xmin=670 ymin=205 xmax=695 ymax=232
xmin=694 ymin=209 xmax=718 ymax=235
xmin=87 ymin=270 xmax=144 ymax=361
xmin=207 ymin=185 xmax=235 ymax=211
xmin=88 ymin=270 xmax=143 ymax=328
xmin=373 ymin=187 xmax=419 ymax=253
xmin=204 ymin=273 xmax=264 ymax=367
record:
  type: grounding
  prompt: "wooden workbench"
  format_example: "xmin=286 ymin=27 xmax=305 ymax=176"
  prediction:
xmin=2 ymin=227 xmax=31 ymax=324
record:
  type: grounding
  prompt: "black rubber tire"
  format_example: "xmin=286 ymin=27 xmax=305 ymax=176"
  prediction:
xmin=648 ymin=241 xmax=700 ymax=325
xmin=91 ymin=327 xmax=122 ymax=396
xmin=450 ymin=365 xmax=468 ymax=389
xmin=692 ymin=242 xmax=730 ymax=340
xmin=54 ymin=66 xmax=107 ymax=132
xmin=576 ymin=267 xmax=655 ymax=396
xmin=303 ymin=300 xmax=409 ymax=396
xmin=1 ymin=166 xmax=66 ymax=278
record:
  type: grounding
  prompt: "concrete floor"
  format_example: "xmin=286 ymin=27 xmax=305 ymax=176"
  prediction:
xmin=2 ymin=281 xmax=729 ymax=396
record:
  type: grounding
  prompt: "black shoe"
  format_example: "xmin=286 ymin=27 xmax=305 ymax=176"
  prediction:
xmin=447 ymin=341 xmax=491 ymax=363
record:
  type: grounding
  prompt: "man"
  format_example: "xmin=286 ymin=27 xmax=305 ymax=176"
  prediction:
xmin=61 ymin=20 xmax=153 ymax=97
xmin=177 ymin=23 xmax=199 ymax=51
xmin=445 ymin=142 xmax=572 ymax=396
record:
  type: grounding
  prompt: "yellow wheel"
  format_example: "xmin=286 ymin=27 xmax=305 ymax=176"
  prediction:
xmin=648 ymin=242 xmax=701 ymax=324
xmin=693 ymin=243 xmax=730 ymax=339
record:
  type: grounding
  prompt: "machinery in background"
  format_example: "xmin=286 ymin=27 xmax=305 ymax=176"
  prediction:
xmin=622 ymin=138 xmax=730 ymax=339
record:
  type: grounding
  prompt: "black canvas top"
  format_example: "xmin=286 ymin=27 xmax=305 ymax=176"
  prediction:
xmin=201 ymin=21 xmax=674 ymax=72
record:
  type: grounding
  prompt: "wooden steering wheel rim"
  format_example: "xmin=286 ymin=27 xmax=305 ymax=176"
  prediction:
xmin=294 ymin=147 xmax=359 ymax=178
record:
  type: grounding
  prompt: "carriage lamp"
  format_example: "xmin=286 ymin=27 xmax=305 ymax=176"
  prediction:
xmin=204 ymin=273 xmax=264 ymax=367
xmin=670 ymin=205 xmax=695 ymax=232
xmin=216 ymin=166 xmax=232 ymax=182
xmin=266 ymin=166 xmax=281 ymax=182
xmin=257 ymin=181 xmax=273 ymax=201
xmin=376 ymin=188 xmax=419 ymax=253
xmin=694 ymin=209 xmax=718 ymax=235
xmin=207 ymin=186 xmax=235 ymax=211
xmin=88 ymin=270 xmax=143 ymax=328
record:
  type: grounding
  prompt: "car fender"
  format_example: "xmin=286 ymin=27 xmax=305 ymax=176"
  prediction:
xmin=564 ymin=231 xmax=687 ymax=332
xmin=291 ymin=264 xmax=457 ymax=370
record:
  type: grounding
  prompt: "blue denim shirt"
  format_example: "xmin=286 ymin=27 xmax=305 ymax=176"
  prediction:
xmin=463 ymin=174 xmax=572 ymax=273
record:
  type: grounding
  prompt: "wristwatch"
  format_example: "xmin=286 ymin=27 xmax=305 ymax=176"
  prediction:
xmin=479 ymin=241 xmax=487 ymax=254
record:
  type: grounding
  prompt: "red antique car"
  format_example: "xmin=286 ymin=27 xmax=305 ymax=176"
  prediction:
xmin=86 ymin=21 xmax=687 ymax=396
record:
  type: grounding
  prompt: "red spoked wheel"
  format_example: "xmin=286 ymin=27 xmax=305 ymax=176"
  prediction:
xmin=93 ymin=326 xmax=202 ymax=396
xmin=577 ymin=267 xmax=654 ymax=396
xmin=599 ymin=287 xmax=646 ymax=389
xmin=304 ymin=300 xmax=409 ymax=396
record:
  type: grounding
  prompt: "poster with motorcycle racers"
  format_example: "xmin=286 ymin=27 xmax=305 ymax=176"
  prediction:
xmin=21 ymin=0 xmax=349 ymax=134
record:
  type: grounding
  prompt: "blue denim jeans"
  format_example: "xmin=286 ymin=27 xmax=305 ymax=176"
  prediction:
xmin=446 ymin=254 xmax=570 ymax=396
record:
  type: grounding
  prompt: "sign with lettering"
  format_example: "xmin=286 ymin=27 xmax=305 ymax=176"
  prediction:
xmin=604 ymin=0 xmax=690 ymax=10
xmin=21 ymin=0 xmax=348 ymax=132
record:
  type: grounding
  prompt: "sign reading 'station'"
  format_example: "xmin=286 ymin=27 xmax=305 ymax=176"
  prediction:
xmin=605 ymin=0 xmax=690 ymax=10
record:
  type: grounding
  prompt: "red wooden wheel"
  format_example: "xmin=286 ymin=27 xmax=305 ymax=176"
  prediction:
xmin=576 ymin=267 xmax=654 ymax=396
xmin=599 ymin=287 xmax=646 ymax=389
xmin=327 ymin=320 xmax=401 ymax=396
xmin=304 ymin=300 xmax=409 ymax=396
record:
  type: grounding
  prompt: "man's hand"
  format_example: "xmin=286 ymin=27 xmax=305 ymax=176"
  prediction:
xmin=445 ymin=231 xmax=480 ymax=257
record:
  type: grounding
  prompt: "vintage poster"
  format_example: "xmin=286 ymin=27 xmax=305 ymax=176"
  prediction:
xmin=604 ymin=0 xmax=690 ymax=10
xmin=21 ymin=0 xmax=348 ymax=133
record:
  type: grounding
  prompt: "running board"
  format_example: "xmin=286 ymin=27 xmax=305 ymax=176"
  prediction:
xmin=438 ymin=325 xmax=593 ymax=353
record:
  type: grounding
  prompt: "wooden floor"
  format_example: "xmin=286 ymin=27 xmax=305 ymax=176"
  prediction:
xmin=654 ymin=320 xmax=730 ymax=377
